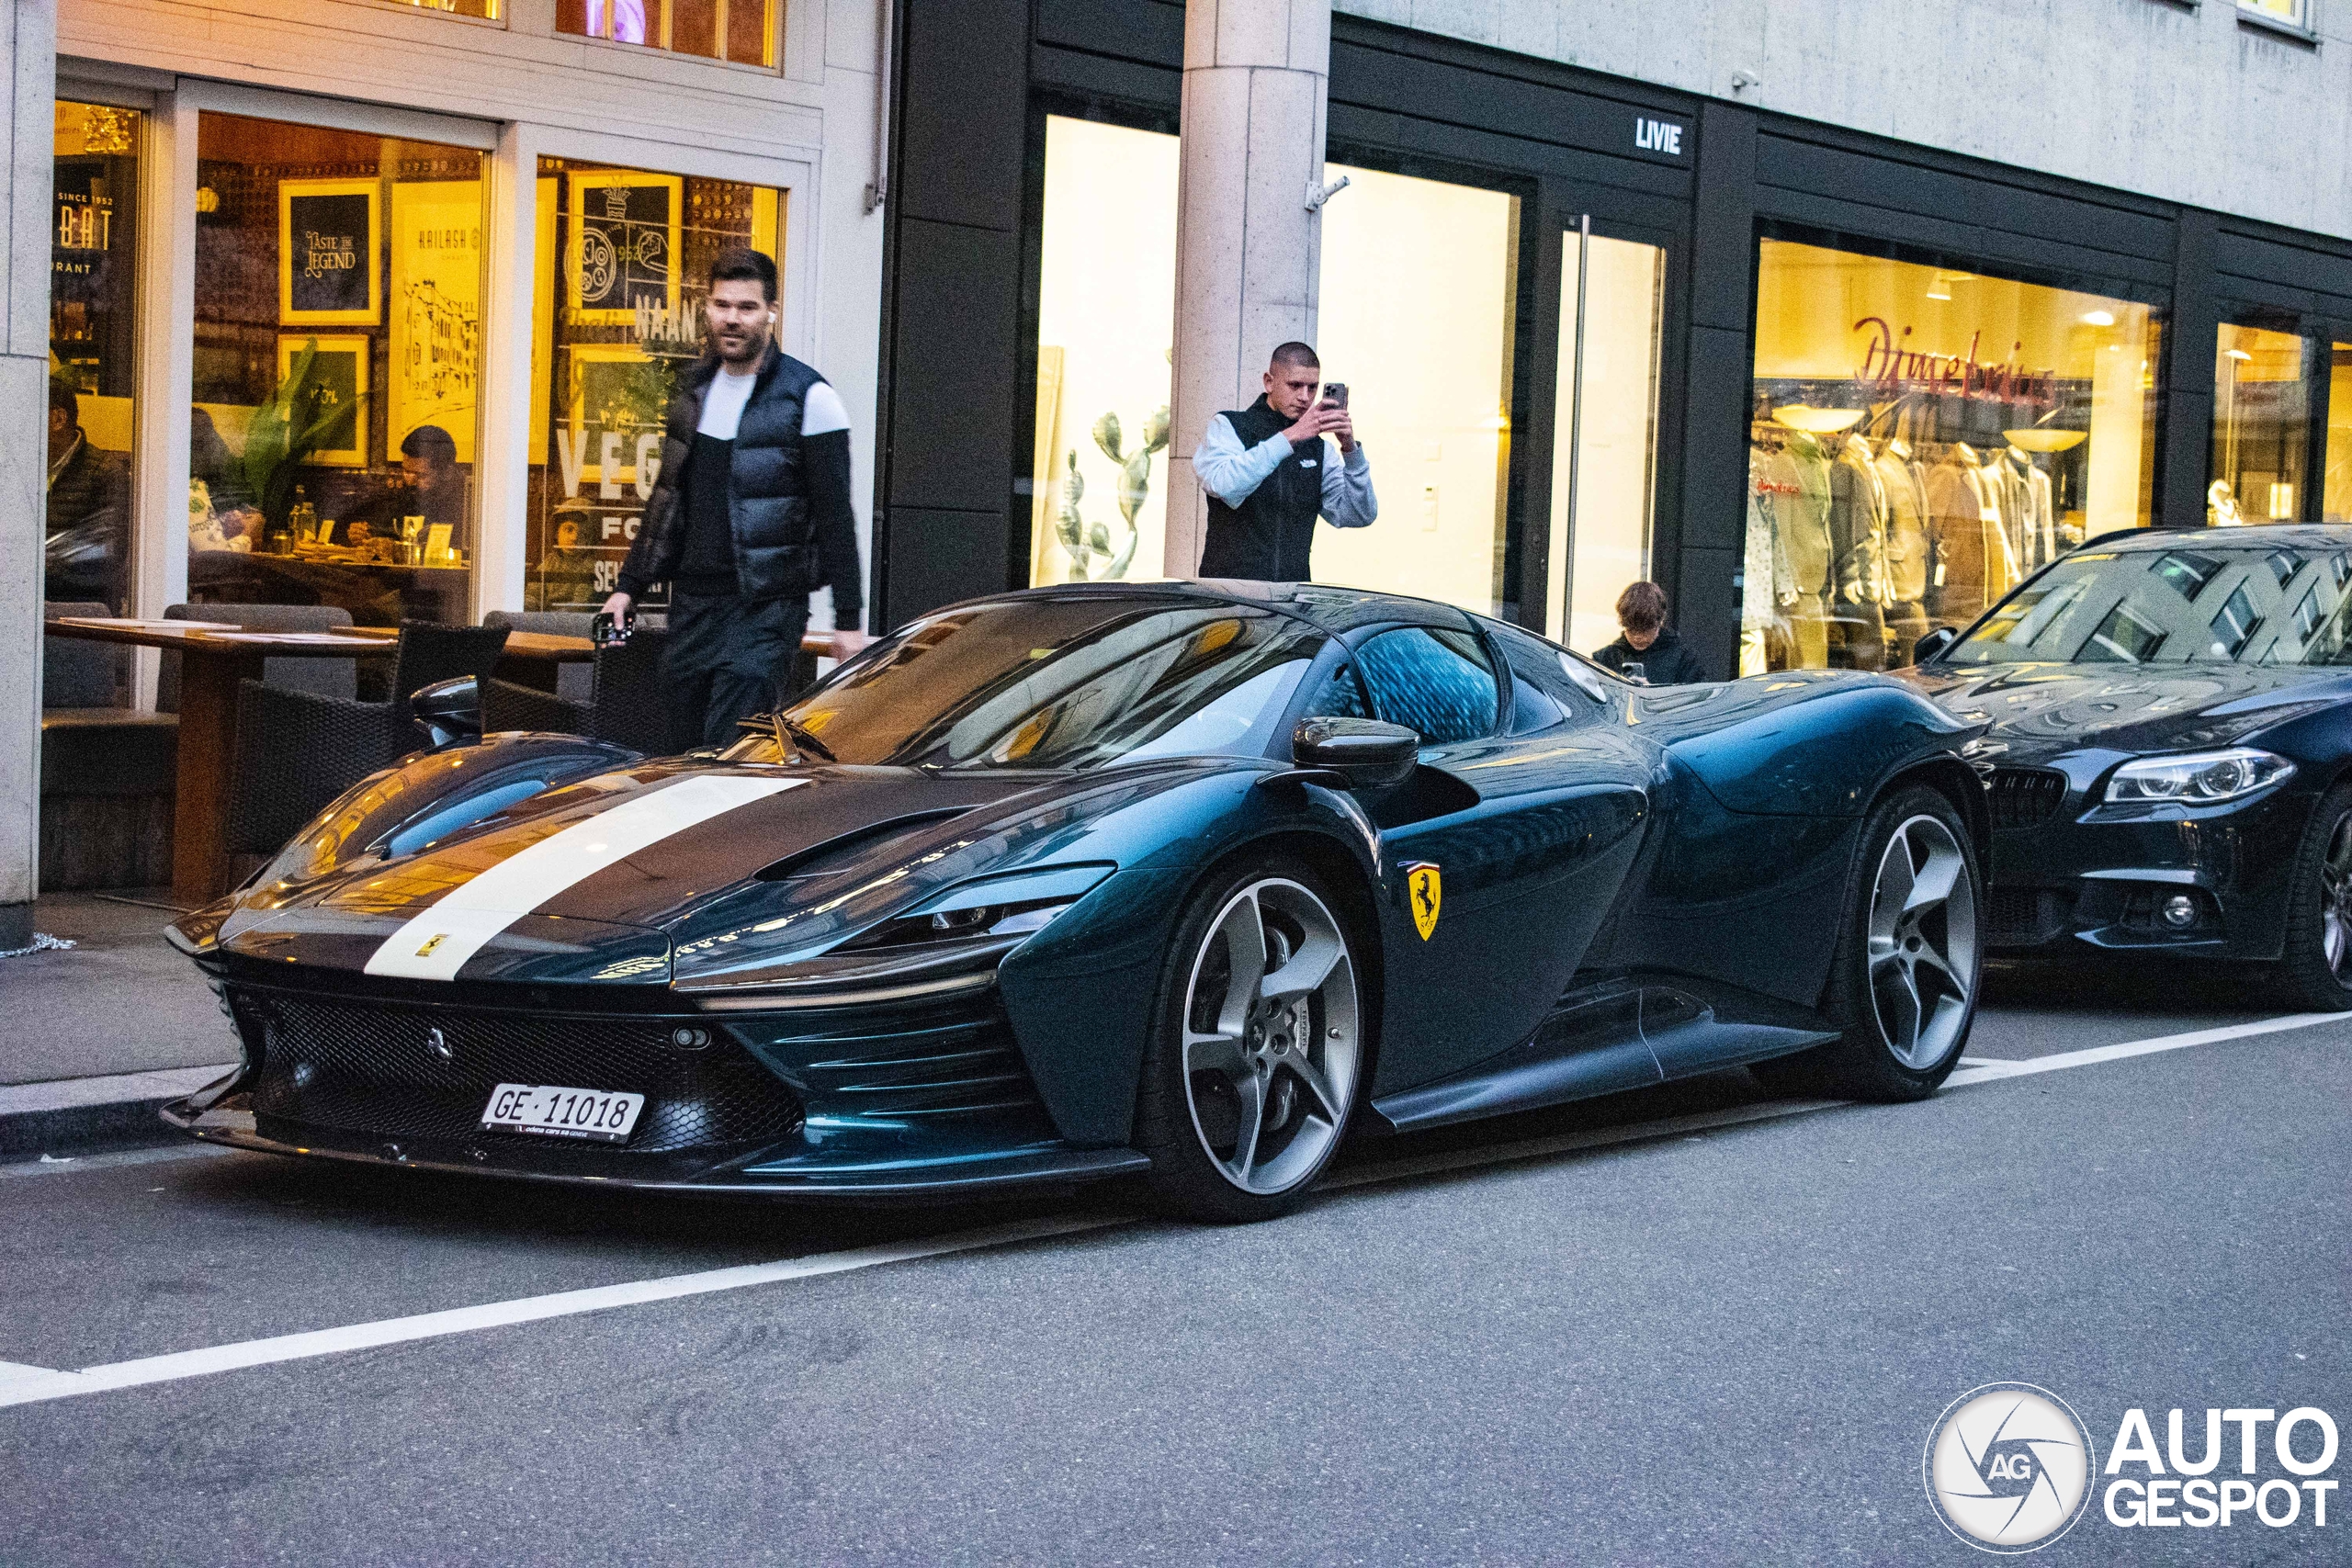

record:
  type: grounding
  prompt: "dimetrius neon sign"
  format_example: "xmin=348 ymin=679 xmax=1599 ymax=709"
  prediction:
xmin=1853 ymin=317 xmax=2057 ymax=405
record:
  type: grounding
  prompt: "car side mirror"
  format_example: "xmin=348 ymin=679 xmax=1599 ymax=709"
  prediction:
xmin=1911 ymin=626 xmax=1960 ymax=665
xmin=412 ymin=674 xmax=482 ymax=750
xmin=1291 ymin=716 xmax=1420 ymax=792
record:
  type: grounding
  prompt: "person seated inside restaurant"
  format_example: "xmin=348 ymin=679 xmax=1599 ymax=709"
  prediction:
xmin=1591 ymin=581 xmax=1710 ymax=685
xmin=399 ymin=424 xmax=468 ymax=531
xmin=45 ymin=379 xmax=130 ymax=611
xmin=532 ymin=502 xmax=602 ymax=610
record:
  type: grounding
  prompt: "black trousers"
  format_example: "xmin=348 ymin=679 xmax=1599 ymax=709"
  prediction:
xmin=663 ymin=592 xmax=810 ymax=751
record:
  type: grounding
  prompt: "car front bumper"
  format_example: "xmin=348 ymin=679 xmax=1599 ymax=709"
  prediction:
xmin=1984 ymin=770 xmax=2312 ymax=961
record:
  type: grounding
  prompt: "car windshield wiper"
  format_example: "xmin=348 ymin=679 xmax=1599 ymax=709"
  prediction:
xmin=769 ymin=712 xmax=836 ymax=762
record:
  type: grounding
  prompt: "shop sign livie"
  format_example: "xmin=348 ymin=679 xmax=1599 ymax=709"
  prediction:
xmin=1854 ymin=316 xmax=2057 ymax=406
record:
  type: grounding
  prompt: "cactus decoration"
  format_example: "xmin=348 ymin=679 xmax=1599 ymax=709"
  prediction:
xmin=1057 ymin=405 xmax=1170 ymax=581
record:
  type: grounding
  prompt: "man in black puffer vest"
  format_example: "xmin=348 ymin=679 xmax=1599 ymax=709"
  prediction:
xmin=605 ymin=248 xmax=869 ymax=750
xmin=1192 ymin=341 xmax=1377 ymax=581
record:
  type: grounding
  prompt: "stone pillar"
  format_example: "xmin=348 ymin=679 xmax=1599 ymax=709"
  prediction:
xmin=0 ymin=3 xmax=54 ymax=949
xmin=1165 ymin=0 xmax=1330 ymax=578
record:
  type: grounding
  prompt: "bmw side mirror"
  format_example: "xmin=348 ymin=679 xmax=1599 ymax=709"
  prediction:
xmin=1911 ymin=626 xmax=1960 ymax=665
xmin=1290 ymin=716 xmax=1420 ymax=792
xmin=412 ymin=675 xmax=482 ymax=750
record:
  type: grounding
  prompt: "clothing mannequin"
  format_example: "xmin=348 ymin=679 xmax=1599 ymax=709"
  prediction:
xmin=1766 ymin=432 xmax=1834 ymax=668
xmin=1827 ymin=434 xmax=1892 ymax=670
xmin=1874 ymin=436 xmax=1932 ymax=666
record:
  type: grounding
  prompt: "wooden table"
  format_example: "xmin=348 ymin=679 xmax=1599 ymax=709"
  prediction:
xmin=45 ymin=618 xmax=594 ymax=907
xmin=44 ymin=617 xmax=839 ymax=906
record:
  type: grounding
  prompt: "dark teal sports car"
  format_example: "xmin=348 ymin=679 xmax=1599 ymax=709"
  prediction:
xmin=165 ymin=581 xmax=1987 ymax=1221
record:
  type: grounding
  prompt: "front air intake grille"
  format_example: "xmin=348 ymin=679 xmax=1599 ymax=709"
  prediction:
xmin=1987 ymin=767 xmax=2069 ymax=830
xmin=749 ymin=997 xmax=1055 ymax=1127
xmin=1985 ymin=887 xmax=2077 ymax=947
xmin=234 ymin=991 xmax=802 ymax=1153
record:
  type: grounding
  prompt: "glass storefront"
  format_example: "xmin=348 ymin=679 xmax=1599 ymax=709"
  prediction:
xmin=186 ymin=113 xmax=488 ymax=626
xmin=2210 ymin=322 xmax=2310 ymax=526
xmin=1029 ymin=115 xmax=1521 ymax=618
xmin=558 ymin=0 xmax=775 ymax=65
xmin=2326 ymin=344 xmax=2352 ymax=523
xmin=1741 ymin=237 xmax=2160 ymax=673
xmin=1549 ymin=229 xmax=1666 ymax=653
xmin=48 ymin=100 xmax=141 ymax=615
xmin=525 ymin=156 xmax=785 ymax=612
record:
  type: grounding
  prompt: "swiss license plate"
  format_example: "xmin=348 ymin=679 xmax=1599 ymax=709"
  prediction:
xmin=480 ymin=1083 xmax=645 ymax=1144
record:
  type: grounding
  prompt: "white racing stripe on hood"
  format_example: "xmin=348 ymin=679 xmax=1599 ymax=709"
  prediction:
xmin=364 ymin=774 xmax=803 ymax=981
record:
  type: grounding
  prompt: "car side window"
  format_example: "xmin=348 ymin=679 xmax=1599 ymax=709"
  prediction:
xmin=1353 ymin=626 xmax=1500 ymax=745
xmin=1299 ymin=660 xmax=1370 ymax=720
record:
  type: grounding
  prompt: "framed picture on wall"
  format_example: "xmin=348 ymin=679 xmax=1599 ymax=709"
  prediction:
xmin=387 ymin=178 xmax=483 ymax=464
xmin=567 ymin=171 xmax=683 ymax=325
xmin=277 ymin=333 xmax=371 ymax=468
xmin=279 ymin=177 xmax=381 ymax=326
xmin=564 ymin=343 xmax=669 ymax=492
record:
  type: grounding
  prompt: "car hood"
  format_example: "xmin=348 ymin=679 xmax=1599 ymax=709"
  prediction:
xmin=209 ymin=759 xmax=1220 ymax=987
xmin=1894 ymin=661 xmax=2352 ymax=764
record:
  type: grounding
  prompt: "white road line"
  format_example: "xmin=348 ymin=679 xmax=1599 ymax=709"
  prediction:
xmin=1944 ymin=1010 xmax=2347 ymax=1088
xmin=5 ymin=1007 xmax=2346 ymax=1412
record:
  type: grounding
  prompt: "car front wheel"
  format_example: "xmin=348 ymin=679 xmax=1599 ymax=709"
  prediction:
xmin=1134 ymin=859 xmax=1364 ymax=1223
xmin=1753 ymin=784 xmax=1982 ymax=1101
xmin=2275 ymin=783 xmax=2352 ymax=1012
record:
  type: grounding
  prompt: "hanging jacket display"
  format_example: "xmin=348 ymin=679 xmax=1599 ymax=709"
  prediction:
xmin=1827 ymin=434 xmax=1893 ymax=669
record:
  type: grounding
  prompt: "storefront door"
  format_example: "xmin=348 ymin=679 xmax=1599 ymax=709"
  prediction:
xmin=1545 ymin=218 xmax=1668 ymax=657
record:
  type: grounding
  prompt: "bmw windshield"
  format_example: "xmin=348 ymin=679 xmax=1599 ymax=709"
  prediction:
xmin=1950 ymin=543 xmax=2352 ymax=666
xmin=729 ymin=595 xmax=1326 ymax=769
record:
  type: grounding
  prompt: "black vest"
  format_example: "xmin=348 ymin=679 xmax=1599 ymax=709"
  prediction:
xmin=1197 ymin=396 xmax=1326 ymax=581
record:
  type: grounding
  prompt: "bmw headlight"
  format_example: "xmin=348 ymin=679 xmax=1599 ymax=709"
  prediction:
xmin=2102 ymin=748 xmax=2294 ymax=806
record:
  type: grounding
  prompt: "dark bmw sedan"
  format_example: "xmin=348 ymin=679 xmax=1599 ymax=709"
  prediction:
xmin=1899 ymin=524 xmax=2352 ymax=1009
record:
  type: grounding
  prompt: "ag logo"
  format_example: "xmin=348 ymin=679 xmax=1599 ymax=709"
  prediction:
xmin=1924 ymin=1382 xmax=2096 ymax=1552
xmin=1405 ymin=863 xmax=1442 ymax=941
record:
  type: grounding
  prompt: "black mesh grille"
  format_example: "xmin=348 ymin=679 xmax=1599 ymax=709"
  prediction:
xmin=1987 ymin=767 xmax=2069 ymax=829
xmin=1985 ymin=886 xmax=2076 ymax=946
xmin=234 ymin=990 xmax=801 ymax=1153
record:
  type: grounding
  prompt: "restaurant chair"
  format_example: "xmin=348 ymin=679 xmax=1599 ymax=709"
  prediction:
xmin=157 ymin=603 xmax=358 ymax=711
xmin=224 ymin=621 xmax=511 ymax=862
xmin=482 ymin=609 xmax=594 ymax=704
xmin=480 ymin=627 xmax=673 ymax=757
xmin=39 ymin=601 xmax=174 ymax=889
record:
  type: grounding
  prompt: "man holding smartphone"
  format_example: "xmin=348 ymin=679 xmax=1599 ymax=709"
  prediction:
xmin=1192 ymin=342 xmax=1377 ymax=581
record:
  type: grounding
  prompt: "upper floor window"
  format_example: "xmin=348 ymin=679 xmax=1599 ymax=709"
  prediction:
xmin=559 ymin=0 xmax=776 ymax=66
xmin=2238 ymin=0 xmax=2314 ymax=34
xmin=390 ymin=0 xmax=501 ymax=17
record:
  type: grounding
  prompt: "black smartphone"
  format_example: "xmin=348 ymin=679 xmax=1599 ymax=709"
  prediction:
xmin=591 ymin=609 xmax=634 ymax=649
xmin=1322 ymin=382 xmax=1349 ymax=409
xmin=1621 ymin=660 xmax=1647 ymax=685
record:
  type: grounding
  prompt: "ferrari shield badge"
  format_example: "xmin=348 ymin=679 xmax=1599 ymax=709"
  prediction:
xmin=1406 ymin=863 xmax=1442 ymax=941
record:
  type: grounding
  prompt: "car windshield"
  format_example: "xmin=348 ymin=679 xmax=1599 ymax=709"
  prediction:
xmin=1949 ymin=544 xmax=2352 ymax=667
xmin=726 ymin=596 xmax=1326 ymax=769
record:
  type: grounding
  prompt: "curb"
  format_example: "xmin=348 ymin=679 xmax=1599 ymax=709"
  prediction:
xmin=0 ymin=1066 xmax=235 ymax=1162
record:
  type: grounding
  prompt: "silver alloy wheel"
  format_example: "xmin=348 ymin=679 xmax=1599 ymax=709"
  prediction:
xmin=2321 ymin=813 xmax=2352 ymax=977
xmin=1866 ymin=814 xmax=1977 ymax=1070
xmin=1180 ymin=877 xmax=1361 ymax=1195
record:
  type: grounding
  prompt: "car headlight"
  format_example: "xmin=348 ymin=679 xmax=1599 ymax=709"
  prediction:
xmin=2103 ymin=749 xmax=2294 ymax=806
xmin=842 ymin=897 xmax=1078 ymax=951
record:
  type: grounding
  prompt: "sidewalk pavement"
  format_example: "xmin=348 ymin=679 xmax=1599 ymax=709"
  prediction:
xmin=0 ymin=891 xmax=238 ymax=1158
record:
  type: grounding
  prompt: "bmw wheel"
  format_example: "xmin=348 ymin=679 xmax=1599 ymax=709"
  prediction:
xmin=2276 ymin=783 xmax=2352 ymax=1012
xmin=1753 ymin=784 xmax=1981 ymax=1102
xmin=1135 ymin=858 xmax=1363 ymax=1222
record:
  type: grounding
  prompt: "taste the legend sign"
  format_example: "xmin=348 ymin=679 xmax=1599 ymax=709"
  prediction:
xmin=279 ymin=177 xmax=380 ymax=326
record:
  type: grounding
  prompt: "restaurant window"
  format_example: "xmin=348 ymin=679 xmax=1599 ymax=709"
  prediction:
xmin=526 ymin=156 xmax=785 ymax=613
xmin=2324 ymin=343 xmax=2352 ymax=522
xmin=557 ymin=0 xmax=775 ymax=65
xmin=186 ymin=113 xmax=487 ymax=626
xmin=2211 ymin=322 xmax=2311 ymax=526
xmin=1741 ymin=237 xmax=2159 ymax=675
xmin=1548 ymin=228 xmax=1666 ymax=653
xmin=1029 ymin=115 xmax=1521 ymax=620
xmin=49 ymin=100 xmax=141 ymax=616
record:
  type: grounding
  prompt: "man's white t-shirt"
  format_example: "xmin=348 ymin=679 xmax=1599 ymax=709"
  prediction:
xmin=696 ymin=365 xmax=852 ymax=441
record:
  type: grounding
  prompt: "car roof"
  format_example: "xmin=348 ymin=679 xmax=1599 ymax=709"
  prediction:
xmin=934 ymin=578 xmax=1483 ymax=636
xmin=2091 ymin=523 xmax=2352 ymax=553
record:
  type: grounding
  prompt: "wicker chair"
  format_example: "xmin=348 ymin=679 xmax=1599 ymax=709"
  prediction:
xmin=481 ymin=627 xmax=673 ymax=757
xmin=225 ymin=622 xmax=511 ymax=857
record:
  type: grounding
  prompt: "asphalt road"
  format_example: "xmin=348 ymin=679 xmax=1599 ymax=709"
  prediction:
xmin=4 ymin=959 xmax=2347 ymax=1565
